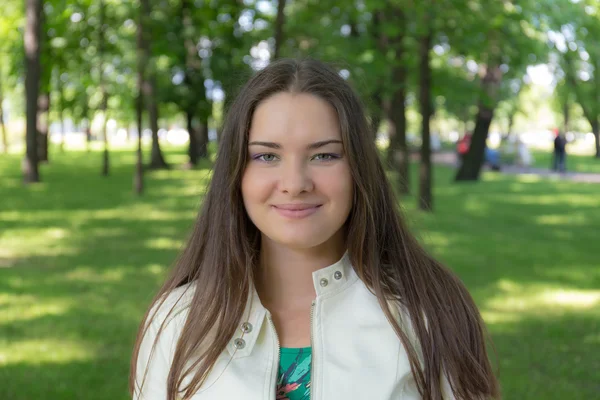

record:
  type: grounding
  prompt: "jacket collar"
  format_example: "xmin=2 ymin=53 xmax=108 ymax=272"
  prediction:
xmin=311 ymin=250 xmax=358 ymax=298
xmin=226 ymin=251 xmax=357 ymax=357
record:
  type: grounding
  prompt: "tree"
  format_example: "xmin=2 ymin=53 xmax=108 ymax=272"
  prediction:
xmin=23 ymin=0 xmax=43 ymax=183
xmin=140 ymin=0 xmax=169 ymax=169
xmin=179 ymin=0 xmax=209 ymax=166
xmin=0 ymin=77 xmax=7 ymax=153
xmin=134 ymin=0 xmax=145 ymax=195
xmin=36 ymin=7 xmax=50 ymax=164
xmin=418 ymin=16 xmax=433 ymax=211
xmin=381 ymin=7 xmax=410 ymax=195
xmin=454 ymin=0 xmax=548 ymax=180
xmin=553 ymin=1 xmax=600 ymax=158
xmin=455 ymin=60 xmax=502 ymax=181
xmin=99 ymin=0 xmax=110 ymax=176
xmin=0 ymin=1 xmax=22 ymax=154
xmin=273 ymin=0 xmax=287 ymax=59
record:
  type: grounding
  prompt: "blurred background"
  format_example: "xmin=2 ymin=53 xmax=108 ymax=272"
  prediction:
xmin=0 ymin=0 xmax=599 ymax=399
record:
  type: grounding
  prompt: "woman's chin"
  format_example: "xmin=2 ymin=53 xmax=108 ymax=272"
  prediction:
xmin=272 ymin=233 xmax=327 ymax=250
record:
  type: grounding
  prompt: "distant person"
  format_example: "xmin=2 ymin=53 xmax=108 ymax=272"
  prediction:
xmin=456 ymin=132 xmax=472 ymax=164
xmin=485 ymin=147 xmax=502 ymax=171
xmin=457 ymin=132 xmax=501 ymax=171
xmin=516 ymin=137 xmax=533 ymax=168
xmin=552 ymin=129 xmax=567 ymax=172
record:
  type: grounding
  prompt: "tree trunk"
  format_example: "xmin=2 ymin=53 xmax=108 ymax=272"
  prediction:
xmin=146 ymin=78 xmax=169 ymax=169
xmin=181 ymin=0 xmax=201 ymax=167
xmin=139 ymin=0 xmax=167 ymax=170
xmin=181 ymin=0 xmax=204 ymax=166
xmin=0 ymin=82 xmax=7 ymax=153
xmin=595 ymin=55 xmax=600 ymax=159
xmin=101 ymin=109 xmax=109 ymax=176
xmin=24 ymin=0 xmax=43 ymax=181
xmin=273 ymin=0 xmax=286 ymax=59
xmin=418 ymin=30 xmax=433 ymax=211
xmin=23 ymin=0 xmax=42 ymax=183
xmin=82 ymin=94 xmax=92 ymax=152
xmin=186 ymin=111 xmax=198 ymax=165
xmin=387 ymin=8 xmax=409 ymax=195
xmin=384 ymin=99 xmax=395 ymax=166
xmin=37 ymin=91 xmax=50 ymax=163
xmin=134 ymin=2 xmax=145 ymax=195
xmin=370 ymin=91 xmax=383 ymax=141
xmin=57 ymin=69 xmax=65 ymax=152
xmin=135 ymin=93 xmax=144 ymax=195
xmin=371 ymin=11 xmax=389 ymax=145
xmin=592 ymin=119 xmax=600 ymax=158
xmin=99 ymin=0 xmax=110 ymax=176
xmin=197 ymin=117 xmax=208 ymax=158
xmin=507 ymin=112 xmax=515 ymax=138
xmin=455 ymin=64 xmax=502 ymax=181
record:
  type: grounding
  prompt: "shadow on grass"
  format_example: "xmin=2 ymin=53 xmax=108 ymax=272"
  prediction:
xmin=0 ymin=148 xmax=212 ymax=399
xmin=491 ymin=313 xmax=600 ymax=399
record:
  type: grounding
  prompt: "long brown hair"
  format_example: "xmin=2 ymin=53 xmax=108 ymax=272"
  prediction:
xmin=129 ymin=58 xmax=500 ymax=400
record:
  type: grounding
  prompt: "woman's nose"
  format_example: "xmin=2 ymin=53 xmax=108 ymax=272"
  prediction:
xmin=278 ymin=160 xmax=314 ymax=195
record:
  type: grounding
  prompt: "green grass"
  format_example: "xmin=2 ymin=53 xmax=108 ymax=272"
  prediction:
xmin=531 ymin=150 xmax=600 ymax=174
xmin=1 ymin=145 xmax=599 ymax=399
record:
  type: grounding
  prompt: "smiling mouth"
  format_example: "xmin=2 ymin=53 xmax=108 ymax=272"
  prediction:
xmin=272 ymin=204 xmax=322 ymax=218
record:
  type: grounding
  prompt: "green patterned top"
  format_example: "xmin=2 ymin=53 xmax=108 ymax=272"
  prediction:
xmin=276 ymin=347 xmax=312 ymax=400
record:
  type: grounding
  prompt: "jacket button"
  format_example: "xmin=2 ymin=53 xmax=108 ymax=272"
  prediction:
xmin=233 ymin=338 xmax=246 ymax=349
xmin=334 ymin=271 xmax=342 ymax=280
xmin=320 ymin=278 xmax=328 ymax=287
xmin=241 ymin=322 xmax=253 ymax=333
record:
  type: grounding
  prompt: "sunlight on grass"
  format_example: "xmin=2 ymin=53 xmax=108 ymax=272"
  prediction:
xmin=535 ymin=214 xmax=587 ymax=226
xmin=463 ymin=197 xmax=491 ymax=215
xmin=544 ymin=290 xmax=600 ymax=308
xmin=149 ymin=183 xmax=207 ymax=198
xmin=514 ymin=174 xmax=544 ymax=183
xmin=505 ymin=193 xmax=599 ymax=207
xmin=420 ymin=231 xmax=452 ymax=248
xmin=0 ymin=295 xmax=71 ymax=324
xmin=0 ymin=227 xmax=78 ymax=260
xmin=542 ymin=264 xmax=600 ymax=284
xmin=583 ymin=333 xmax=600 ymax=344
xmin=89 ymin=227 xmax=128 ymax=237
xmin=0 ymin=339 xmax=98 ymax=366
xmin=65 ymin=267 xmax=127 ymax=283
xmin=482 ymin=280 xmax=600 ymax=325
xmin=145 ymin=237 xmax=185 ymax=250
xmin=485 ymin=173 xmax=543 ymax=183
xmin=145 ymin=263 xmax=168 ymax=276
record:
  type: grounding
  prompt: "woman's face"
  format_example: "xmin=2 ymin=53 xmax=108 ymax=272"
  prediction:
xmin=241 ymin=92 xmax=354 ymax=251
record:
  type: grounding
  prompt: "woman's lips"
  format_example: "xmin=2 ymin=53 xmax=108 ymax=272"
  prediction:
xmin=272 ymin=204 xmax=322 ymax=219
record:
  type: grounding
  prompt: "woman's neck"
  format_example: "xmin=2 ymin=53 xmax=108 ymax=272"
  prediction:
xmin=255 ymin=237 xmax=345 ymax=313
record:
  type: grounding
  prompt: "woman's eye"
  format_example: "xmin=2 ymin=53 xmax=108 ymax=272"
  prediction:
xmin=312 ymin=153 xmax=339 ymax=161
xmin=254 ymin=153 xmax=278 ymax=162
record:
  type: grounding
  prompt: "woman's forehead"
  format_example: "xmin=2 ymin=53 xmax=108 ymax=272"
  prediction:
xmin=248 ymin=92 xmax=342 ymax=145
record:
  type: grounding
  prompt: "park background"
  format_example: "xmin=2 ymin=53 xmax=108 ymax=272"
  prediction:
xmin=1 ymin=0 xmax=599 ymax=399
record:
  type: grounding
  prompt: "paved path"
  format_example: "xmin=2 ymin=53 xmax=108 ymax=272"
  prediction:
xmin=421 ymin=152 xmax=600 ymax=184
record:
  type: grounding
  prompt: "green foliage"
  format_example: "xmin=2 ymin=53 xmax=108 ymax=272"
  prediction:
xmin=547 ymin=0 xmax=600 ymax=133
xmin=1 ymin=0 xmax=592 ymax=141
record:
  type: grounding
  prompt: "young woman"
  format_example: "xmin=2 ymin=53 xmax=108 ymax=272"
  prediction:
xmin=130 ymin=59 xmax=500 ymax=400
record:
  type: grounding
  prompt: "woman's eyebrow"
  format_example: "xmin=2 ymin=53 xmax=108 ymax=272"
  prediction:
xmin=248 ymin=139 xmax=342 ymax=150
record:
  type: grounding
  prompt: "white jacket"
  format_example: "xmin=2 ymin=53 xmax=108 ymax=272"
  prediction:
xmin=135 ymin=253 xmax=455 ymax=399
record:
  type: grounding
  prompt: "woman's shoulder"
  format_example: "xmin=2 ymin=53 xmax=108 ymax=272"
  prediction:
xmin=147 ymin=281 xmax=197 ymax=329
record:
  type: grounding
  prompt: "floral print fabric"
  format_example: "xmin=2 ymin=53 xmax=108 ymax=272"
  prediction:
xmin=276 ymin=347 xmax=311 ymax=400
